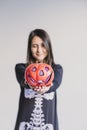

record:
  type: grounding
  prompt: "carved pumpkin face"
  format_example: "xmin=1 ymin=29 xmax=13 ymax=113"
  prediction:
xmin=25 ymin=63 xmax=54 ymax=87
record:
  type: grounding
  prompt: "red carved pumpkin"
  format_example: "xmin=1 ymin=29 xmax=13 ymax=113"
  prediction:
xmin=24 ymin=63 xmax=54 ymax=88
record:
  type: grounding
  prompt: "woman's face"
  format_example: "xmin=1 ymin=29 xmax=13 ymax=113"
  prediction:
xmin=31 ymin=36 xmax=48 ymax=63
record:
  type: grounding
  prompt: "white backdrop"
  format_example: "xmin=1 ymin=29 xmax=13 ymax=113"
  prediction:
xmin=0 ymin=0 xmax=87 ymax=130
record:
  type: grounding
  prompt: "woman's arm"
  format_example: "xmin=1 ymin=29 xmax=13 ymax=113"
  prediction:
xmin=15 ymin=63 xmax=28 ymax=88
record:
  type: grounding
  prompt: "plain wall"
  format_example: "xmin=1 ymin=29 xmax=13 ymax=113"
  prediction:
xmin=0 ymin=0 xmax=87 ymax=130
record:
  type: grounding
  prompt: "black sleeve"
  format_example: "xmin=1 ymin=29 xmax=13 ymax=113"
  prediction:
xmin=15 ymin=63 xmax=28 ymax=88
xmin=47 ymin=64 xmax=63 ymax=93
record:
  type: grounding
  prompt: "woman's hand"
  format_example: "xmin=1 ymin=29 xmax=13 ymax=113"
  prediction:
xmin=24 ymin=80 xmax=53 ymax=94
xmin=34 ymin=86 xmax=50 ymax=94
xmin=32 ymin=83 xmax=53 ymax=94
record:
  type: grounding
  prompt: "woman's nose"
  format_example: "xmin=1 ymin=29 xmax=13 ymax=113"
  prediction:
xmin=37 ymin=46 xmax=42 ymax=52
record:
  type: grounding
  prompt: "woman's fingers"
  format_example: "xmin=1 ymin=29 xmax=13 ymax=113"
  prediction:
xmin=29 ymin=83 xmax=53 ymax=94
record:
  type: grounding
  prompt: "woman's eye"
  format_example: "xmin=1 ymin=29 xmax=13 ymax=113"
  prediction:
xmin=41 ymin=43 xmax=45 ymax=48
xmin=31 ymin=44 xmax=37 ymax=48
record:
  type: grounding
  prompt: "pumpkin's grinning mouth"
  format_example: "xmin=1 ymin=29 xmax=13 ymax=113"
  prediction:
xmin=28 ymin=73 xmax=53 ymax=85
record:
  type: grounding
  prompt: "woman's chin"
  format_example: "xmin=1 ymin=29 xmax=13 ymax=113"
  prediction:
xmin=36 ymin=60 xmax=43 ymax=63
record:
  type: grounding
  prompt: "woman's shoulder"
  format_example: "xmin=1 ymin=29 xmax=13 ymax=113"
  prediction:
xmin=15 ymin=63 xmax=26 ymax=70
xmin=53 ymin=63 xmax=63 ymax=70
xmin=52 ymin=64 xmax=63 ymax=75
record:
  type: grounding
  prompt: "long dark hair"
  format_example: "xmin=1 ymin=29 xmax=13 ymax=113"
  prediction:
xmin=26 ymin=29 xmax=55 ymax=66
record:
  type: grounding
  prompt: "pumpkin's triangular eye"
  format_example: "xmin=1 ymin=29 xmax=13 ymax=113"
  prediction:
xmin=39 ymin=70 xmax=44 ymax=76
xmin=45 ymin=66 xmax=49 ymax=71
xmin=32 ymin=67 xmax=37 ymax=72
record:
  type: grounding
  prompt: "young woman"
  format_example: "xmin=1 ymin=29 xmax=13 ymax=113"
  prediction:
xmin=14 ymin=29 xmax=63 ymax=130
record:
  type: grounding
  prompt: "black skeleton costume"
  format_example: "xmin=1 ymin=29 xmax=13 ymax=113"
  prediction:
xmin=14 ymin=63 xmax=63 ymax=130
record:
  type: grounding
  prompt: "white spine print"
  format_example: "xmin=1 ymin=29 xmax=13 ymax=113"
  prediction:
xmin=19 ymin=89 xmax=54 ymax=130
xmin=30 ymin=94 xmax=45 ymax=127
